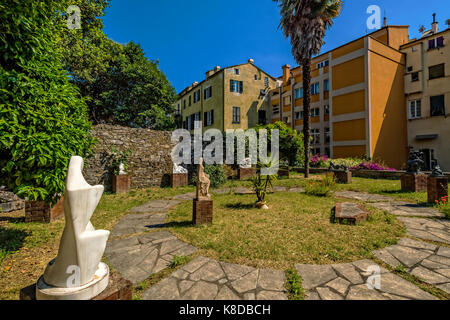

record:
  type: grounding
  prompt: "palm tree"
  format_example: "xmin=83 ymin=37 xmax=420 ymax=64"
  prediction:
xmin=274 ymin=0 xmax=342 ymax=178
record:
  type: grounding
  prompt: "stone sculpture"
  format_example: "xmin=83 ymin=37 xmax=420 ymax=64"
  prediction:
xmin=406 ymin=150 xmax=424 ymax=174
xmin=430 ymin=164 xmax=444 ymax=177
xmin=36 ymin=156 xmax=110 ymax=300
xmin=118 ymin=163 xmax=127 ymax=175
xmin=239 ymin=157 xmax=252 ymax=169
xmin=196 ymin=158 xmax=211 ymax=200
xmin=173 ymin=162 xmax=188 ymax=174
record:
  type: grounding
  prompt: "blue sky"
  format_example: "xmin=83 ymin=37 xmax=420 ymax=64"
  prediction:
xmin=102 ymin=0 xmax=450 ymax=93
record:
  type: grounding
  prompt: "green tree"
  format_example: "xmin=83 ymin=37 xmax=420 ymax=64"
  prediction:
xmin=274 ymin=0 xmax=342 ymax=177
xmin=0 ymin=0 xmax=94 ymax=204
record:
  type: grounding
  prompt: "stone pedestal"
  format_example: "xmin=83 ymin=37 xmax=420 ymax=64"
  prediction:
xmin=334 ymin=202 xmax=370 ymax=225
xmin=113 ymin=174 xmax=131 ymax=194
xmin=20 ymin=271 xmax=132 ymax=301
xmin=238 ymin=168 xmax=256 ymax=180
xmin=193 ymin=199 xmax=213 ymax=225
xmin=25 ymin=197 xmax=64 ymax=223
xmin=427 ymin=176 xmax=448 ymax=204
xmin=278 ymin=168 xmax=290 ymax=178
xmin=333 ymin=171 xmax=352 ymax=184
xmin=401 ymin=173 xmax=428 ymax=192
xmin=171 ymin=173 xmax=188 ymax=188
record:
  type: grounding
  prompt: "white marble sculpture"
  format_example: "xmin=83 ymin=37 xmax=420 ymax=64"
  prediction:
xmin=118 ymin=162 xmax=127 ymax=175
xmin=239 ymin=157 xmax=252 ymax=169
xmin=173 ymin=162 xmax=188 ymax=174
xmin=36 ymin=156 xmax=110 ymax=300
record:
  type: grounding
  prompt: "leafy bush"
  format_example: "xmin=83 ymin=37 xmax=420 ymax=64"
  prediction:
xmin=191 ymin=164 xmax=227 ymax=188
xmin=251 ymin=162 xmax=277 ymax=204
xmin=324 ymin=157 xmax=364 ymax=168
xmin=305 ymin=175 xmax=336 ymax=197
xmin=0 ymin=1 xmax=94 ymax=204
xmin=110 ymin=147 xmax=132 ymax=175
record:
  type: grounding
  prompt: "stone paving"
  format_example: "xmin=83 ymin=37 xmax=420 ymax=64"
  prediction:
xmin=374 ymin=237 xmax=450 ymax=293
xmin=105 ymin=188 xmax=450 ymax=300
xmin=106 ymin=231 xmax=197 ymax=284
xmin=143 ymin=256 xmax=287 ymax=300
xmin=295 ymin=260 xmax=438 ymax=300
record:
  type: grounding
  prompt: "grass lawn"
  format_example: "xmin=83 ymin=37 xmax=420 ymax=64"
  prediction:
xmin=0 ymin=185 xmax=194 ymax=300
xmin=167 ymin=191 xmax=405 ymax=269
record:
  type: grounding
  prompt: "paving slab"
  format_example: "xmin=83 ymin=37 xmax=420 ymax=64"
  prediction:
xmin=130 ymin=199 xmax=181 ymax=213
xmin=398 ymin=217 xmax=450 ymax=244
xmin=370 ymin=202 xmax=443 ymax=218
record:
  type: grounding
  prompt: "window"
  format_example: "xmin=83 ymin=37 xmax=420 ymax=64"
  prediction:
xmin=254 ymin=75 xmax=258 ymax=80
xmin=409 ymin=100 xmax=421 ymax=119
xmin=429 ymin=36 xmax=445 ymax=50
xmin=325 ymin=147 xmax=330 ymax=157
xmin=429 ymin=64 xmax=445 ymax=80
xmin=295 ymin=111 xmax=304 ymax=120
xmin=272 ymin=105 xmax=279 ymax=114
xmin=187 ymin=116 xmax=192 ymax=130
xmin=204 ymin=86 xmax=212 ymax=100
xmin=264 ymin=77 xmax=269 ymax=87
xmin=295 ymin=88 xmax=303 ymax=99
xmin=325 ymin=127 xmax=330 ymax=144
xmin=313 ymin=148 xmax=321 ymax=156
xmin=193 ymin=90 xmax=201 ymax=103
xmin=230 ymin=80 xmax=243 ymax=93
xmin=284 ymin=95 xmax=291 ymax=105
xmin=234 ymin=68 xmax=240 ymax=75
xmin=316 ymin=60 xmax=329 ymax=69
xmin=311 ymin=108 xmax=320 ymax=117
xmin=204 ymin=110 xmax=214 ymax=127
xmin=312 ymin=128 xmax=320 ymax=145
xmin=311 ymin=82 xmax=320 ymax=95
xmin=283 ymin=117 xmax=289 ymax=124
xmin=430 ymin=95 xmax=445 ymax=117
xmin=232 ymin=107 xmax=241 ymax=124
xmin=407 ymin=66 xmax=413 ymax=72
xmin=324 ymin=79 xmax=329 ymax=92
xmin=324 ymin=105 xmax=330 ymax=115
xmin=258 ymin=110 xmax=267 ymax=125
xmin=188 ymin=95 xmax=192 ymax=106
xmin=411 ymin=72 xmax=419 ymax=82
xmin=194 ymin=112 xmax=201 ymax=129
xmin=177 ymin=104 xmax=181 ymax=114
xmin=183 ymin=100 xmax=186 ymax=109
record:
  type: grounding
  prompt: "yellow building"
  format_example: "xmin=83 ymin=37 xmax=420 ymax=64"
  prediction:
xmin=400 ymin=18 xmax=450 ymax=171
xmin=269 ymin=26 xmax=410 ymax=169
xmin=176 ymin=59 xmax=277 ymax=133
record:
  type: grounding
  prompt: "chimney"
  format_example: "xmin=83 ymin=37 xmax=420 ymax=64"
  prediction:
xmin=214 ymin=66 xmax=221 ymax=72
xmin=192 ymin=81 xmax=199 ymax=87
xmin=383 ymin=16 xmax=387 ymax=27
xmin=248 ymin=58 xmax=254 ymax=64
xmin=282 ymin=64 xmax=291 ymax=84
xmin=432 ymin=13 xmax=439 ymax=33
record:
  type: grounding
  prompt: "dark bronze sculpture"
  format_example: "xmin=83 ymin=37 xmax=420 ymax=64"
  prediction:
xmin=430 ymin=164 xmax=444 ymax=177
xmin=328 ymin=161 xmax=349 ymax=172
xmin=405 ymin=150 xmax=424 ymax=174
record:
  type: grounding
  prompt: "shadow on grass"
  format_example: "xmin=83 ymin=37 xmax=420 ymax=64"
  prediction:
xmin=163 ymin=221 xmax=195 ymax=229
xmin=224 ymin=202 xmax=255 ymax=210
xmin=0 ymin=226 xmax=29 ymax=262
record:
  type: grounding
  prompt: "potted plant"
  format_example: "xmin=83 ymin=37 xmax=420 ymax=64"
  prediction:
xmin=251 ymin=161 xmax=277 ymax=210
xmin=110 ymin=147 xmax=132 ymax=193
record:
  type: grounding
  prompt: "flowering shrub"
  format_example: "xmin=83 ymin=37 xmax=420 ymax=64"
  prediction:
xmin=310 ymin=154 xmax=329 ymax=168
xmin=350 ymin=161 xmax=396 ymax=171
xmin=435 ymin=195 xmax=450 ymax=219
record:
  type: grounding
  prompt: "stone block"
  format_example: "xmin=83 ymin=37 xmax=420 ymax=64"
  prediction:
xmin=25 ymin=197 xmax=64 ymax=223
xmin=20 ymin=272 xmax=132 ymax=300
xmin=427 ymin=176 xmax=448 ymax=204
xmin=333 ymin=171 xmax=352 ymax=184
xmin=193 ymin=199 xmax=213 ymax=225
xmin=238 ymin=168 xmax=256 ymax=180
xmin=171 ymin=173 xmax=188 ymax=188
xmin=334 ymin=202 xmax=370 ymax=225
xmin=401 ymin=174 xmax=427 ymax=192
xmin=113 ymin=175 xmax=131 ymax=194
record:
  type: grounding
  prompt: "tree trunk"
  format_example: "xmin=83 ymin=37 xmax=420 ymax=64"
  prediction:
xmin=302 ymin=58 xmax=311 ymax=178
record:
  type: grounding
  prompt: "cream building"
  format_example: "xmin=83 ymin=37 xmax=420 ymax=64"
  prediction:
xmin=400 ymin=16 xmax=450 ymax=171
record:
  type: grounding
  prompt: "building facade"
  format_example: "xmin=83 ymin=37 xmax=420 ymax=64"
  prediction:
xmin=269 ymin=26 xmax=411 ymax=169
xmin=176 ymin=60 xmax=277 ymax=133
xmin=400 ymin=21 xmax=450 ymax=171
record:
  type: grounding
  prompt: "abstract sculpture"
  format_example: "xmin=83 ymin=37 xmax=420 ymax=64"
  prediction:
xmin=36 ymin=156 xmax=110 ymax=300
xmin=328 ymin=161 xmax=349 ymax=172
xmin=173 ymin=162 xmax=188 ymax=174
xmin=196 ymin=158 xmax=211 ymax=200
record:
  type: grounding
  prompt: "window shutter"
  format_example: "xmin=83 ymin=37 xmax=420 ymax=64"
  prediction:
xmin=230 ymin=80 xmax=233 ymax=92
xmin=429 ymin=39 xmax=435 ymax=49
xmin=204 ymin=112 xmax=207 ymax=126
xmin=239 ymin=81 xmax=243 ymax=93
xmin=437 ymin=37 xmax=444 ymax=48
xmin=211 ymin=110 xmax=214 ymax=125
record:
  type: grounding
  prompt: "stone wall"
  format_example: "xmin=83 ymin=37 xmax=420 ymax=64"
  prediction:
xmin=84 ymin=125 xmax=175 ymax=191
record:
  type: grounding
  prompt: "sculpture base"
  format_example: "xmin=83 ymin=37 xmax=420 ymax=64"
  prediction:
xmin=113 ymin=175 xmax=131 ymax=194
xmin=238 ymin=168 xmax=256 ymax=180
xmin=401 ymin=173 xmax=427 ymax=192
xmin=193 ymin=199 xmax=213 ymax=225
xmin=333 ymin=171 xmax=352 ymax=184
xmin=171 ymin=173 xmax=188 ymax=188
xmin=427 ymin=176 xmax=448 ymax=204
xmin=35 ymin=263 xmax=109 ymax=300
xmin=25 ymin=197 xmax=64 ymax=223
